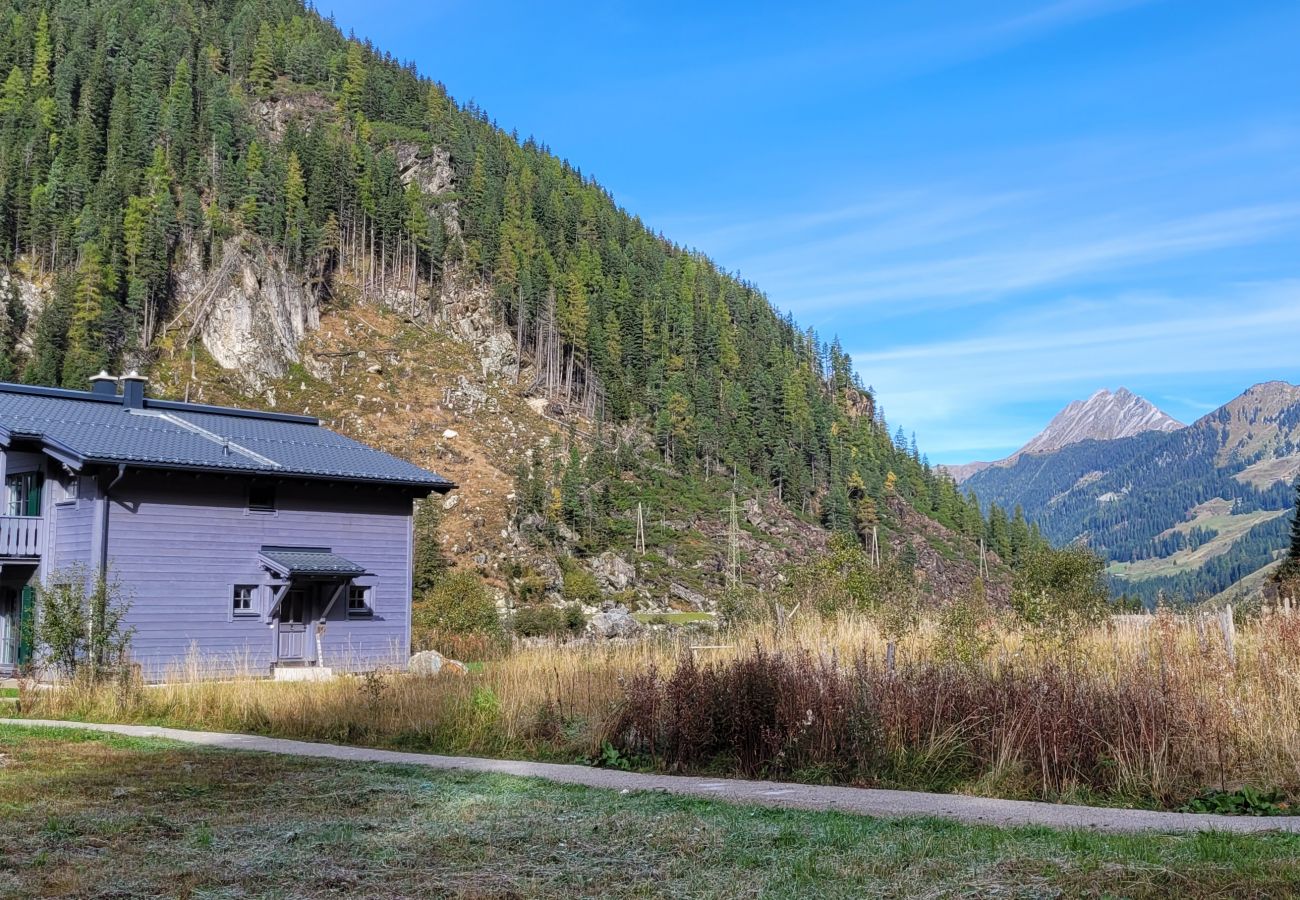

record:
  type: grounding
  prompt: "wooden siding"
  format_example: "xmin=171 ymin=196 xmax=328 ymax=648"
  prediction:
xmin=50 ymin=488 xmax=95 ymax=572
xmin=103 ymin=472 xmax=415 ymax=678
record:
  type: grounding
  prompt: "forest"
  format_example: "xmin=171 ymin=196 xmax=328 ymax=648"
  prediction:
xmin=0 ymin=0 xmax=1028 ymax=559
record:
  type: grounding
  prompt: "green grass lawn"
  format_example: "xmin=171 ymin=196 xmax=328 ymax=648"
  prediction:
xmin=2 ymin=725 xmax=1298 ymax=898
xmin=0 ymin=688 xmax=17 ymax=699
xmin=631 ymin=611 xmax=715 ymax=625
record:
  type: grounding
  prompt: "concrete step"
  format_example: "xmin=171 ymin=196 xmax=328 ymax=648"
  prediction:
xmin=273 ymin=666 xmax=334 ymax=682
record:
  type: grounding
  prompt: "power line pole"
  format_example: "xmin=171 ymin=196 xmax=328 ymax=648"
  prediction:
xmin=635 ymin=502 xmax=646 ymax=557
xmin=727 ymin=491 xmax=740 ymax=588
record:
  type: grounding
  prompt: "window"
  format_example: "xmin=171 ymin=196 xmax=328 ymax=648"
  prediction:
xmin=347 ymin=586 xmax=372 ymax=617
xmin=232 ymin=585 xmax=259 ymax=617
xmin=248 ymin=482 xmax=276 ymax=513
xmin=6 ymin=471 xmax=42 ymax=516
xmin=55 ymin=470 xmax=79 ymax=505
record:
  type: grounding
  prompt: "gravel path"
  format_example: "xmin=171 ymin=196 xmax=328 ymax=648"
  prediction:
xmin=7 ymin=718 xmax=1298 ymax=834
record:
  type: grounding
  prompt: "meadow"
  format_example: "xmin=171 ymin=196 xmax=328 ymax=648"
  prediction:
xmin=17 ymin=607 xmax=1300 ymax=812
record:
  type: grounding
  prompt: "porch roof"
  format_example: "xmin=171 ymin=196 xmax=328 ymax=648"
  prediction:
xmin=258 ymin=546 xmax=370 ymax=578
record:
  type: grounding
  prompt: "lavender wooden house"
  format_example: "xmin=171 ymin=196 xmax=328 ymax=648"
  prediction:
xmin=0 ymin=373 xmax=452 ymax=680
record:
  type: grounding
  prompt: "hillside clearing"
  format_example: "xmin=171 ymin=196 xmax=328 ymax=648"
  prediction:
xmin=1110 ymin=502 xmax=1287 ymax=579
xmin=3 ymin=725 xmax=1299 ymax=899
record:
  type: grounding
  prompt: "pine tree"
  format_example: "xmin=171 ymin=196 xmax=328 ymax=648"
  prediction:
xmin=339 ymin=43 xmax=366 ymax=117
xmin=249 ymin=23 xmax=276 ymax=97
xmin=62 ymin=245 xmax=111 ymax=388
xmin=31 ymin=12 xmax=52 ymax=90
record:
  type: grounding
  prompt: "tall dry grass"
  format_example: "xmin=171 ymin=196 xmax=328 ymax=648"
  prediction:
xmin=19 ymin=608 xmax=1300 ymax=806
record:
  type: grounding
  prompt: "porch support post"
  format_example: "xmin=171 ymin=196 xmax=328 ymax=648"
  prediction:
xmin=318 ymin=582 xmax=346 ymax=624
xmin=264 ymin=582 xmax=291 ymax=622
xmin=313 ymin=582 xmax=347 ymax=670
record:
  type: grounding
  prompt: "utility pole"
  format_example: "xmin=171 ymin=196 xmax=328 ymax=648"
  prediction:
xmin=727 ymin=491 xmax=741 ymax=588
xmin=635 ymin=502 xmax=646 ymax=557
xmin=979 ymin=537 xmax=988 ymax=580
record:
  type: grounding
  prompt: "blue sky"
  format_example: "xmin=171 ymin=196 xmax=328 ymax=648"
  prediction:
xmin=321 ymin=0 xmax=1300 ymax=464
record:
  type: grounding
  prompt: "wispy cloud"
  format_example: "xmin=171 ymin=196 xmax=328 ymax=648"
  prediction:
xmin=749 ymin=201 xmax=1300 ymax=315
xmin=852 ymin=280 xmax=1300 ymax=458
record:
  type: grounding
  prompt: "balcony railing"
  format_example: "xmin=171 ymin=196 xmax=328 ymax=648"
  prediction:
xmin=0 ymin=516 xmax=40 ymax=557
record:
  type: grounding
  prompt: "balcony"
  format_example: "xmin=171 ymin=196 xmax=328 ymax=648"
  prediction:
xmin=0 ymin=516 xmax=40 ymax=558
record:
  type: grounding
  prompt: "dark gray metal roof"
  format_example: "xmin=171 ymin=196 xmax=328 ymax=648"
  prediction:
xmin=259 ymin=546 xmax=370 ymax=577
xmin=0 ymin=383 xmax=452 ymax=490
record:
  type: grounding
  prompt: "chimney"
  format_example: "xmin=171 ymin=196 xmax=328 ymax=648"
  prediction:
xmin=120 ymin=370 xmax=148 ymax=409
xmin=89 ymin=370 xmax=119 ymax=398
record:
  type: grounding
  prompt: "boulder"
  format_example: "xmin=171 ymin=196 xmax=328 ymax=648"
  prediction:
xmin=409 ymin=650 xmax=470 ymax=677
xmin=670 ymin=583 xmax=709 ymax=611
xmin=408 ymin=650 xmax=445 ymax=677
xmin=587 ymin=605 xmax=643 ymax=639
xmin=591 ymin=551 xmax=636 ymax=592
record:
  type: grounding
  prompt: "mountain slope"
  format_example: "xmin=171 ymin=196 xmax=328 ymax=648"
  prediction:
xmin=965 ymin=383 xmax=1300 ymax=603
xmin=947 ymin=388 xmax=1182 ymax=482
xmin=0 ymin=0 xmax=1006 ymax=608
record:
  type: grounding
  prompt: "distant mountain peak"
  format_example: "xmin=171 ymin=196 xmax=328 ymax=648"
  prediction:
xmin=945 ymin=388 xmax=1183 ymax=482
xmin=1019 ymin=388 xmax=1183 ymax=457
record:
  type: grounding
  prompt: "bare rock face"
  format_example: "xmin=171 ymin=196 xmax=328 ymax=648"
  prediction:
xmin=394 ymin=142 xmax=455 ymax=199
xmin=175 ymin=240 xmax=319 ymax=391
xmin=591 ymin=551 xmax=636 ymax=592
xmin=0 ymin=266 xmax=46 ymax=356
xmin=249 ymin=94 xmax=335 ymax=141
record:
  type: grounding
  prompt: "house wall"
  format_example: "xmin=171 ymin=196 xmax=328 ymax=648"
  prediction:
xmin=100 ymin=471 xmax=415 ymax=679
xmin=49 ymin=475 xmax=96 ymax=573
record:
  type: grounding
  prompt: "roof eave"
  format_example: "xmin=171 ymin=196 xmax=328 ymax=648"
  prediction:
xmin=75 ymin=456 xmax=454 ymax=492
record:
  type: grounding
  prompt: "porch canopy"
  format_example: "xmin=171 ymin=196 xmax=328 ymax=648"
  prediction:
xmin=258 ymin=546 xmax=371 ymax=579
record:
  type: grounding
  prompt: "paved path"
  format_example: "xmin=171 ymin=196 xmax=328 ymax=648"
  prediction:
xmin=6 ymin=718 xmax=1299 ymax=834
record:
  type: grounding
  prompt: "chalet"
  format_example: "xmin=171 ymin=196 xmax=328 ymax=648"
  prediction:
xmin=0 ymin=373 xmax=453 ymax=680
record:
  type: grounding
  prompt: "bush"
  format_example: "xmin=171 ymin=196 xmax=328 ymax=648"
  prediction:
xmin=513 ymin=603 xmax=587 ymax=638
xmin=512 ymin=571 xmax=548 ymax=605
xmin=35 ymin=567 xmax=134 ymax=682
xmin=561 ymin=566 xmax=601 ymax=604
xmin=1011 ymin=544 xmax=1110 ymax=645
xmin=411 ymin=571 xmax=505 ymax=658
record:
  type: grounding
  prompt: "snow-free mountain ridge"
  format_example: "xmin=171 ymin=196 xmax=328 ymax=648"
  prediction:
xmin=946 ymin=388 xmax=1183 ymax=483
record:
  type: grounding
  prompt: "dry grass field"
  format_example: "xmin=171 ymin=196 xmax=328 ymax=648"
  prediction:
xmin=17 ymin=608 xmax=1300 ymax=810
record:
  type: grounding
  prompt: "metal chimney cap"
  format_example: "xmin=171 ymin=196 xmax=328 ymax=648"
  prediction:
xmin=121 ymin=370 xmax=148 ymax=382
xmin=89 ymin=370 xmax=118 ymax=383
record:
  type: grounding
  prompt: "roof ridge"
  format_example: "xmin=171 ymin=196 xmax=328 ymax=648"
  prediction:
xmin=0 ymin=381 xmax=319 ymax=426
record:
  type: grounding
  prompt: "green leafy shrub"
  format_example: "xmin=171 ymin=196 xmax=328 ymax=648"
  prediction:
xmin=35 ymin=566 xmax=134 ymax=682
xmin=412 ymin=571 xmax=505 ymax=658
xmin=512 ymin=571 xmax=548 ymax=604
xmin=561 ymin=566 xmax=601 ymax=604
xmin=513 ymin=603 xmax=587 ymax=637
xmin=1180 ymin=787 xmax=1296 ymax=816
xmin=1011 ymin=544 xmax=1110 ymax=645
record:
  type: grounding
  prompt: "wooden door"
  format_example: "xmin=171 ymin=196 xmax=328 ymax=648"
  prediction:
xmin=278 ymin=589 xmax=309 ymax=661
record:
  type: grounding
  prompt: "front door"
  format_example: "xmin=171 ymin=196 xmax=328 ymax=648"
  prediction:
xmin=277 ymin=589 xmax=310 ymax=661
